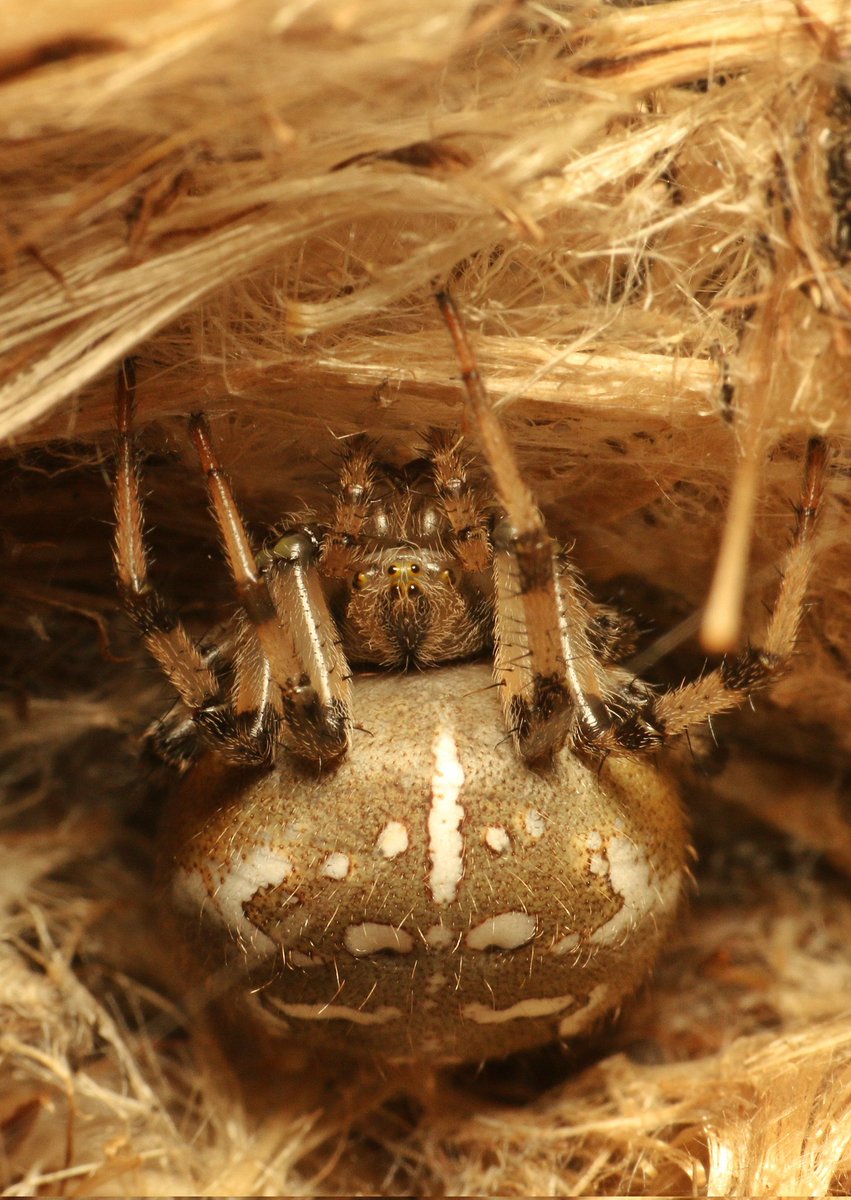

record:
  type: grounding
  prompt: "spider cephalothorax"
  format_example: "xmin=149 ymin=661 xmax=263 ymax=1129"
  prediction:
xmin=266 ymin=433 xmax=497 ymax=671
xmin=114 ymin=292 xmax=828 ymax=1063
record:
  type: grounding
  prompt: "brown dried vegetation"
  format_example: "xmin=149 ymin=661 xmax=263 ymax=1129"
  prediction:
xmin=1 ymin=0 xmax=850 ymax=1193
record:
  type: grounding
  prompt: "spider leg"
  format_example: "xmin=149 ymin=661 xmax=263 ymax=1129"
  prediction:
xmin=189 ymin=416 xmax=352 ymax=762
xmin=115 ymin=363 xmax=282 ymax=765
xmin=584 ymin=594 xmax=641 ymax=663
xmin=423 ymin=427 xmax=492 ymax=572
xmin=645 ymin=436 xmax=829 ymax=740
xmin=319 ymin=434 xmax=377 ymax=579
xmin=113 ymin=360 xmax=221 ymax=727
xmin=143 ymin=627 xmax=237 ymax=769
xmin=436 ymin=290 xmax=615 ymax=761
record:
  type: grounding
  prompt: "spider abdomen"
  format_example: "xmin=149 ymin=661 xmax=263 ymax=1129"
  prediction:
xmin=162 ymin=661 xmax=687 ymax=1063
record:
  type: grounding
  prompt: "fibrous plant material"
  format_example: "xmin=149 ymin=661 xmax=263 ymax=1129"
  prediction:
xmin=1 ymin=0 xmax=850 ymax=1194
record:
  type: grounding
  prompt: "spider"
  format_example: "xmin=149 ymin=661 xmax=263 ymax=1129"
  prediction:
xmin=113 ymin=292 xmax=828 ymax=1064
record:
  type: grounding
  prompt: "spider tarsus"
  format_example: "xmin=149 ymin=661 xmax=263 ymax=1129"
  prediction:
xmin=144 ymin=714 xmax=202 ymax=773
xmin=195 ymin=703 xmax=280 ymax=767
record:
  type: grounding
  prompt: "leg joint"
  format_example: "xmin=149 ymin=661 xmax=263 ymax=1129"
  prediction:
xmin=120 ymin=587 xmax=179 ymax=637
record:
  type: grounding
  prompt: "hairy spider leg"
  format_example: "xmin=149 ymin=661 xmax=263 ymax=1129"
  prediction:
xmin=114 ymin=364 xmax=283 ymax=764
xmin=648 ymin=436 xmax=829 ymax=738
xmin=435 ymin=290 xmax=616 ymax=762
xmin=582 ymin=592 xmax=642 ymax=663
xmin=113 ymin=360 xmax=220 ymax=721
xmin=429 ymin=431 xmax=639 ymax=663
xmin=423 ymin=427 xmax=492 ymax=572
xmin=145 ymin=629 xmax=243 ymax=770
xmin=318 ymin=433 xmax=379 ymax=579
xmin=189 ymin=415 xmax=352 ymax=762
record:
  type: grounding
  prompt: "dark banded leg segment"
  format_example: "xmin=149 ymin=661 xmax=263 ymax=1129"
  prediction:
xmin=645 ymin=437 xmax=829 ymax=740
xmin=318 ymin=434 xmax=378 ymax=580
xmin=584 ymin=594 xmax=640 ymax=662
xmin=114 ymin=361 xmax=223 ymax=764
xmin=189 ymin=416 xmax=352 ymax=762
xmin=114 ymin=364 xmax=280 ymax=766
xmin=436 ymin=290 xmax=616 ymax=762
xmin=424 ymin=427 xmax=492 ymax=573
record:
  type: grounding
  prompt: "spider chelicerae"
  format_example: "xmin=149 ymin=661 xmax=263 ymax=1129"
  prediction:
xmin=113 ymin=292 xmax=828 ymax=1063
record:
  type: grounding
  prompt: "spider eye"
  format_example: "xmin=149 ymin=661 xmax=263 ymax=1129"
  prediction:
xmin=439 ymin=567 xmax=456 ymax=585
xmin=353 ymin=571 xmax=368 ymax=591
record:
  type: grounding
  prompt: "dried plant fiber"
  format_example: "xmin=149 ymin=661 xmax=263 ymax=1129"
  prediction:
xmin=1 ymin=0 xmax=851 ymax=1194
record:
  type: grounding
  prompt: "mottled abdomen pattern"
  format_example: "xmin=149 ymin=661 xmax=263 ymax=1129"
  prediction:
xmin=162 ymin=662 xmax=687 ymax=1063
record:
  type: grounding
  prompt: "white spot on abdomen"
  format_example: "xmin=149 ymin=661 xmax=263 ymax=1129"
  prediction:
xmin=463 ymin=993 xmax=577 ymax=1024
xmin=466 ymin=913 xmax=537 ymax=951
xmin=320 ymin=852 xmax=350 ymax=880
xmin=589 ymin=853 xmax=608 ymax=876
xmin=484 ymin=825 xmax=511 ymax=854
xmin=550 ymin=931 xmax=580 ymax=956
xmin=427 ymin=728 xmax=465 ymax=905
xmin=233 ymin=845 xmax=293 ymax=893
xmin=288 ymin=949 xmax=326 ymax=969
xmin=270 ymin=999 xmax=402 ymax=1025
xmin=558 ymin=984 xmax=609 ymax=1037
xmin=344 ymin=923 xmax=414 ymax=956
xmin=177 ymin=844 xmax=295 ymax=959
xmin=424 ymin=924 xmax=457 ymax=950
xmin=525 ymin=808 xmax=546 ymax=839
xmin=590 ymin=835 xmax=680 ymax=946
xmin=375 ymin=820 xmax=409 ymax=859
